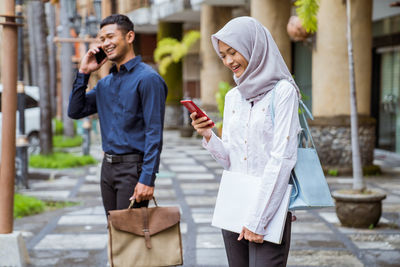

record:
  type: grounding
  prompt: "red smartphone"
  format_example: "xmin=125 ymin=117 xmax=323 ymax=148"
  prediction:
xmin=180 ymin=100 xmax=215 ymax=127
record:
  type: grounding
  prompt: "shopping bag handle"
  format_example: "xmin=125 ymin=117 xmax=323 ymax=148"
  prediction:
xmin=298 ymin=129 xmax=310 ymax=148
xmin=128 ymin=196 xmax=158 ymax=209
xmin=269 ymin=80 xmax=316 ymax=149
xmin=299 ymin=101 xmax=316 ymax=149
xmin=289 ymin=171 xmax=299 ymax=199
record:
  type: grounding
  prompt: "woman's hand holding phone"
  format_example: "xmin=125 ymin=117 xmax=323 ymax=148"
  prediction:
xmin=189 ymin=112 xmax=213 ymax=142
xmin=79 ymin=46 xmax=108 ymax=74
xmin=181 ymin=100 xmax=214 ymax=142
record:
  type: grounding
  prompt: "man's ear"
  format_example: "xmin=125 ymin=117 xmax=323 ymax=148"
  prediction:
xmin=126 ymin=31 xmax=135 ymax=44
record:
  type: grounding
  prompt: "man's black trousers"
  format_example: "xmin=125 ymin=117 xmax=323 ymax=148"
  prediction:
xmin=100 ymin=156 xmax=149 ymax=215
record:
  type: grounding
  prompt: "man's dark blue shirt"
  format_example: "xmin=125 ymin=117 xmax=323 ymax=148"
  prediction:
xmin=68 ymin=56 xmax=167 ymax=186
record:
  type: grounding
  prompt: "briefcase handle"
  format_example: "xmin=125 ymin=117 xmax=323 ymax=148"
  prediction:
xmin=128 ymin=196 xmax=158 ymax=209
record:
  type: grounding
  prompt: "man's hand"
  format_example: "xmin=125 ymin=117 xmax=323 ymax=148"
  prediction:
xmin=130 ymin=183 xmax=154 ymax=203
xmin=79 ymin=45 xmax=107 ymax=74
xmin=238 ymin=227 xmax=264 ymax=243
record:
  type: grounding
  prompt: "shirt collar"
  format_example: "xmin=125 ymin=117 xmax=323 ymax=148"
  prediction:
xmin=110 ymin=56 xmax=142 ymax=74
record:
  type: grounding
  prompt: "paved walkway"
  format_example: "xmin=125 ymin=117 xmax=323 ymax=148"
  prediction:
xmin=14 ymin=130 xmax=400 ymax=267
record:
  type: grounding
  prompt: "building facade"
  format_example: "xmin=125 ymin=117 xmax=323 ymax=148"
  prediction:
xmin=122 ymin=0 xmax=400 ymax=166
xmin=4 ymin=0 xmax=397 ymax=169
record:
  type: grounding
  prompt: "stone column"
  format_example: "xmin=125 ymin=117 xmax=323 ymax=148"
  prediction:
xmin=200 ymin=4 xmax=233 ymax=111
xmin=311 ymin=0 xmax=374 ymax=172
xmin=101 ymin=0 xmax=116 ymax=17
xmin=251 ymin=0 xmax=291 ymax=70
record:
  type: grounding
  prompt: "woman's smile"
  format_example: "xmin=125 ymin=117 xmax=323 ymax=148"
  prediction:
xmin=232 ymin=65 xmax=240 ymax=72
xmin=218 ymin=41 xmax=248 ymax=78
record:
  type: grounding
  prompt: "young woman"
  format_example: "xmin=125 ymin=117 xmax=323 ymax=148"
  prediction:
xmin=190 ymin=17 xmax=301 ymax=267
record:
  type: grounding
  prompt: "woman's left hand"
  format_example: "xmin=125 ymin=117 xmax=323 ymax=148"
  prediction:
xmin=238 ymin=227 xmax=264 ymax=243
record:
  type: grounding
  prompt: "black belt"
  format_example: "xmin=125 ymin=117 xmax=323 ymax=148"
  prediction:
xmin=104 ymin=153 xmax=143 ymax=164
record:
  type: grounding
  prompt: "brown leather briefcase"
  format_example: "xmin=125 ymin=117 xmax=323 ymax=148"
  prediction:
xmin=107 ymin=198 xmax=183 ymax=267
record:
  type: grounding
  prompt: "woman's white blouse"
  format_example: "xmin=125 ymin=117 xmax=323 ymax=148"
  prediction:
xmin=203 ymin=80 xmax=301 ymax=235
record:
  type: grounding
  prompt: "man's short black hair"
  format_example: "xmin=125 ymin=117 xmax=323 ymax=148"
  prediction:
xmin=100 ymin=14 xmax=134 ymax=33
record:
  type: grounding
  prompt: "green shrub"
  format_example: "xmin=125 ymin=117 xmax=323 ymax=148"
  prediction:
xmin=53 ymin=118 xmax=64 ymax=135
xmin=44 ymin=200 xmax=78 ymax=211
xmin=215 ymin=121 xmax=223 ymax=130
xmin=53 ymin=118 xmax=78 ymax=135
xmin=215 ymin=81 xmax=232 ymax=118
xmin=14 ymin=194 xmax=45 ymax=218
xmin=53 ymin=135 xmax=83 ymax=148
xmin=14 ymin=194 xmax=79 ymax=219
xmin=29 ymin=152 xmax=97 ymax=169
xmin=154 ymin=30 xmax=200 ymax=75
xmin=363 ymin=165 xmax=382 ymax=176
xmin=328 ymin=169 xmax=338 ymax=176
xmin=295 ymin=0 xmax=320 ymax=33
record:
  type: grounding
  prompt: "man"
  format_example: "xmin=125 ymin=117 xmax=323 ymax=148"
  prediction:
xmin=68 ymin=14 xmax=167 ymax=214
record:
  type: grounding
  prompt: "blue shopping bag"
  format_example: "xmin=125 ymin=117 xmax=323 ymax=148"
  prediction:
xmin=270 ymin=81 xmax=334 ymax=210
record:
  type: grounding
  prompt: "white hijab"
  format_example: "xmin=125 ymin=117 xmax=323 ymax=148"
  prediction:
xmin=211 ymin=16 xmax=300 ymax=102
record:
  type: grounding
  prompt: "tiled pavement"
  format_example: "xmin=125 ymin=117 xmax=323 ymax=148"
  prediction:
xmin=13 ymin=130 xmax=400 ymax=267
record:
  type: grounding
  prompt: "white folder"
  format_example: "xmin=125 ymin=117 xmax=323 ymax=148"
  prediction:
xmin=212 ymin=170 xmax=292 ymax=244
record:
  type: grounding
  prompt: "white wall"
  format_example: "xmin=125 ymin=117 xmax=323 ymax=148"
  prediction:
xmin=373 ymin=0 xmax=400 ymax=21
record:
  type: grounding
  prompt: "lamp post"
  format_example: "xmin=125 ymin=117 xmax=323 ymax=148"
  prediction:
xmin=81 ymin=2 xmax=102 ymax=155
xmin=86 ymin=15 xmax=98 ymax=37
xmin=0 ymin=0 xmax=21 ymax=234
xmin=59 ymin=0 xmax=76 ymax=137
xmin=15 ymin=0 xmax=29 ymax=189
xmin=81 ymin=12 xmax=93 ymax=156
xmin=0 ymin=4 xmax=29 ymax=262
xmin=93 ymin=0 xmax=102 ymax=22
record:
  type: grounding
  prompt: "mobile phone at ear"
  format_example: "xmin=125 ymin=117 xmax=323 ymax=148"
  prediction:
xmin=180 ymin=100 xmax=215 ymax=127
xmin=95 ymin=48 xmax=107 ymax=64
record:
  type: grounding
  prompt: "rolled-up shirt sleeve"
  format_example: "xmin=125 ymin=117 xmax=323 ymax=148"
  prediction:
xmin=244 ymin=84 xmax=300 ymax=235
xmin=138 ymin=73 xmax=167 ymax=186
xmin=68 ymin=72 xmax=97 ymax=119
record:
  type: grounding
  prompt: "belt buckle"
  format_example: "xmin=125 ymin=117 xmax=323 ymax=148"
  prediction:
xmin=105 ymin=154 xmax=113 ymax=163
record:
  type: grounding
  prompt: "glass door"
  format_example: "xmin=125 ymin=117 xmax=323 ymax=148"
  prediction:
xmin=378 ymin=46 xmax=400 ymax=153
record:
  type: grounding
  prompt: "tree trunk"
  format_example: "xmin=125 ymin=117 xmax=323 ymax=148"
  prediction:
xmin=346 ymin=0 xmax=364 ymax=191
xmin=31 ymin=1 xmax=53 ymax=155
xmin=46 ymin=2 xmax=58 ymax=118
xmin=60 ymin=0 xmax=75 ymax=137
xmin=27 ymin=3 xmax=38 ymax=86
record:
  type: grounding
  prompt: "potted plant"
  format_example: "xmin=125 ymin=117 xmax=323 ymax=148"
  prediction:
xmin=331 ymin=0 xmax=386 ymax=228
xmin=215 ymin=81 xmax=232 ymax=137
xmin=287 ymin=0 xmax=319 ymax=42
xmin=287 ymin=16 xmax=309 ymax=42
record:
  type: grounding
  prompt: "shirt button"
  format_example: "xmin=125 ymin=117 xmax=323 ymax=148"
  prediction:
xmin=262 ymin=108 xmax=265 ymax=111
xmin=244 ymin=157 xmax=247 ymax=160
xmin=232 ymin=110 xmax=235 ymax=114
